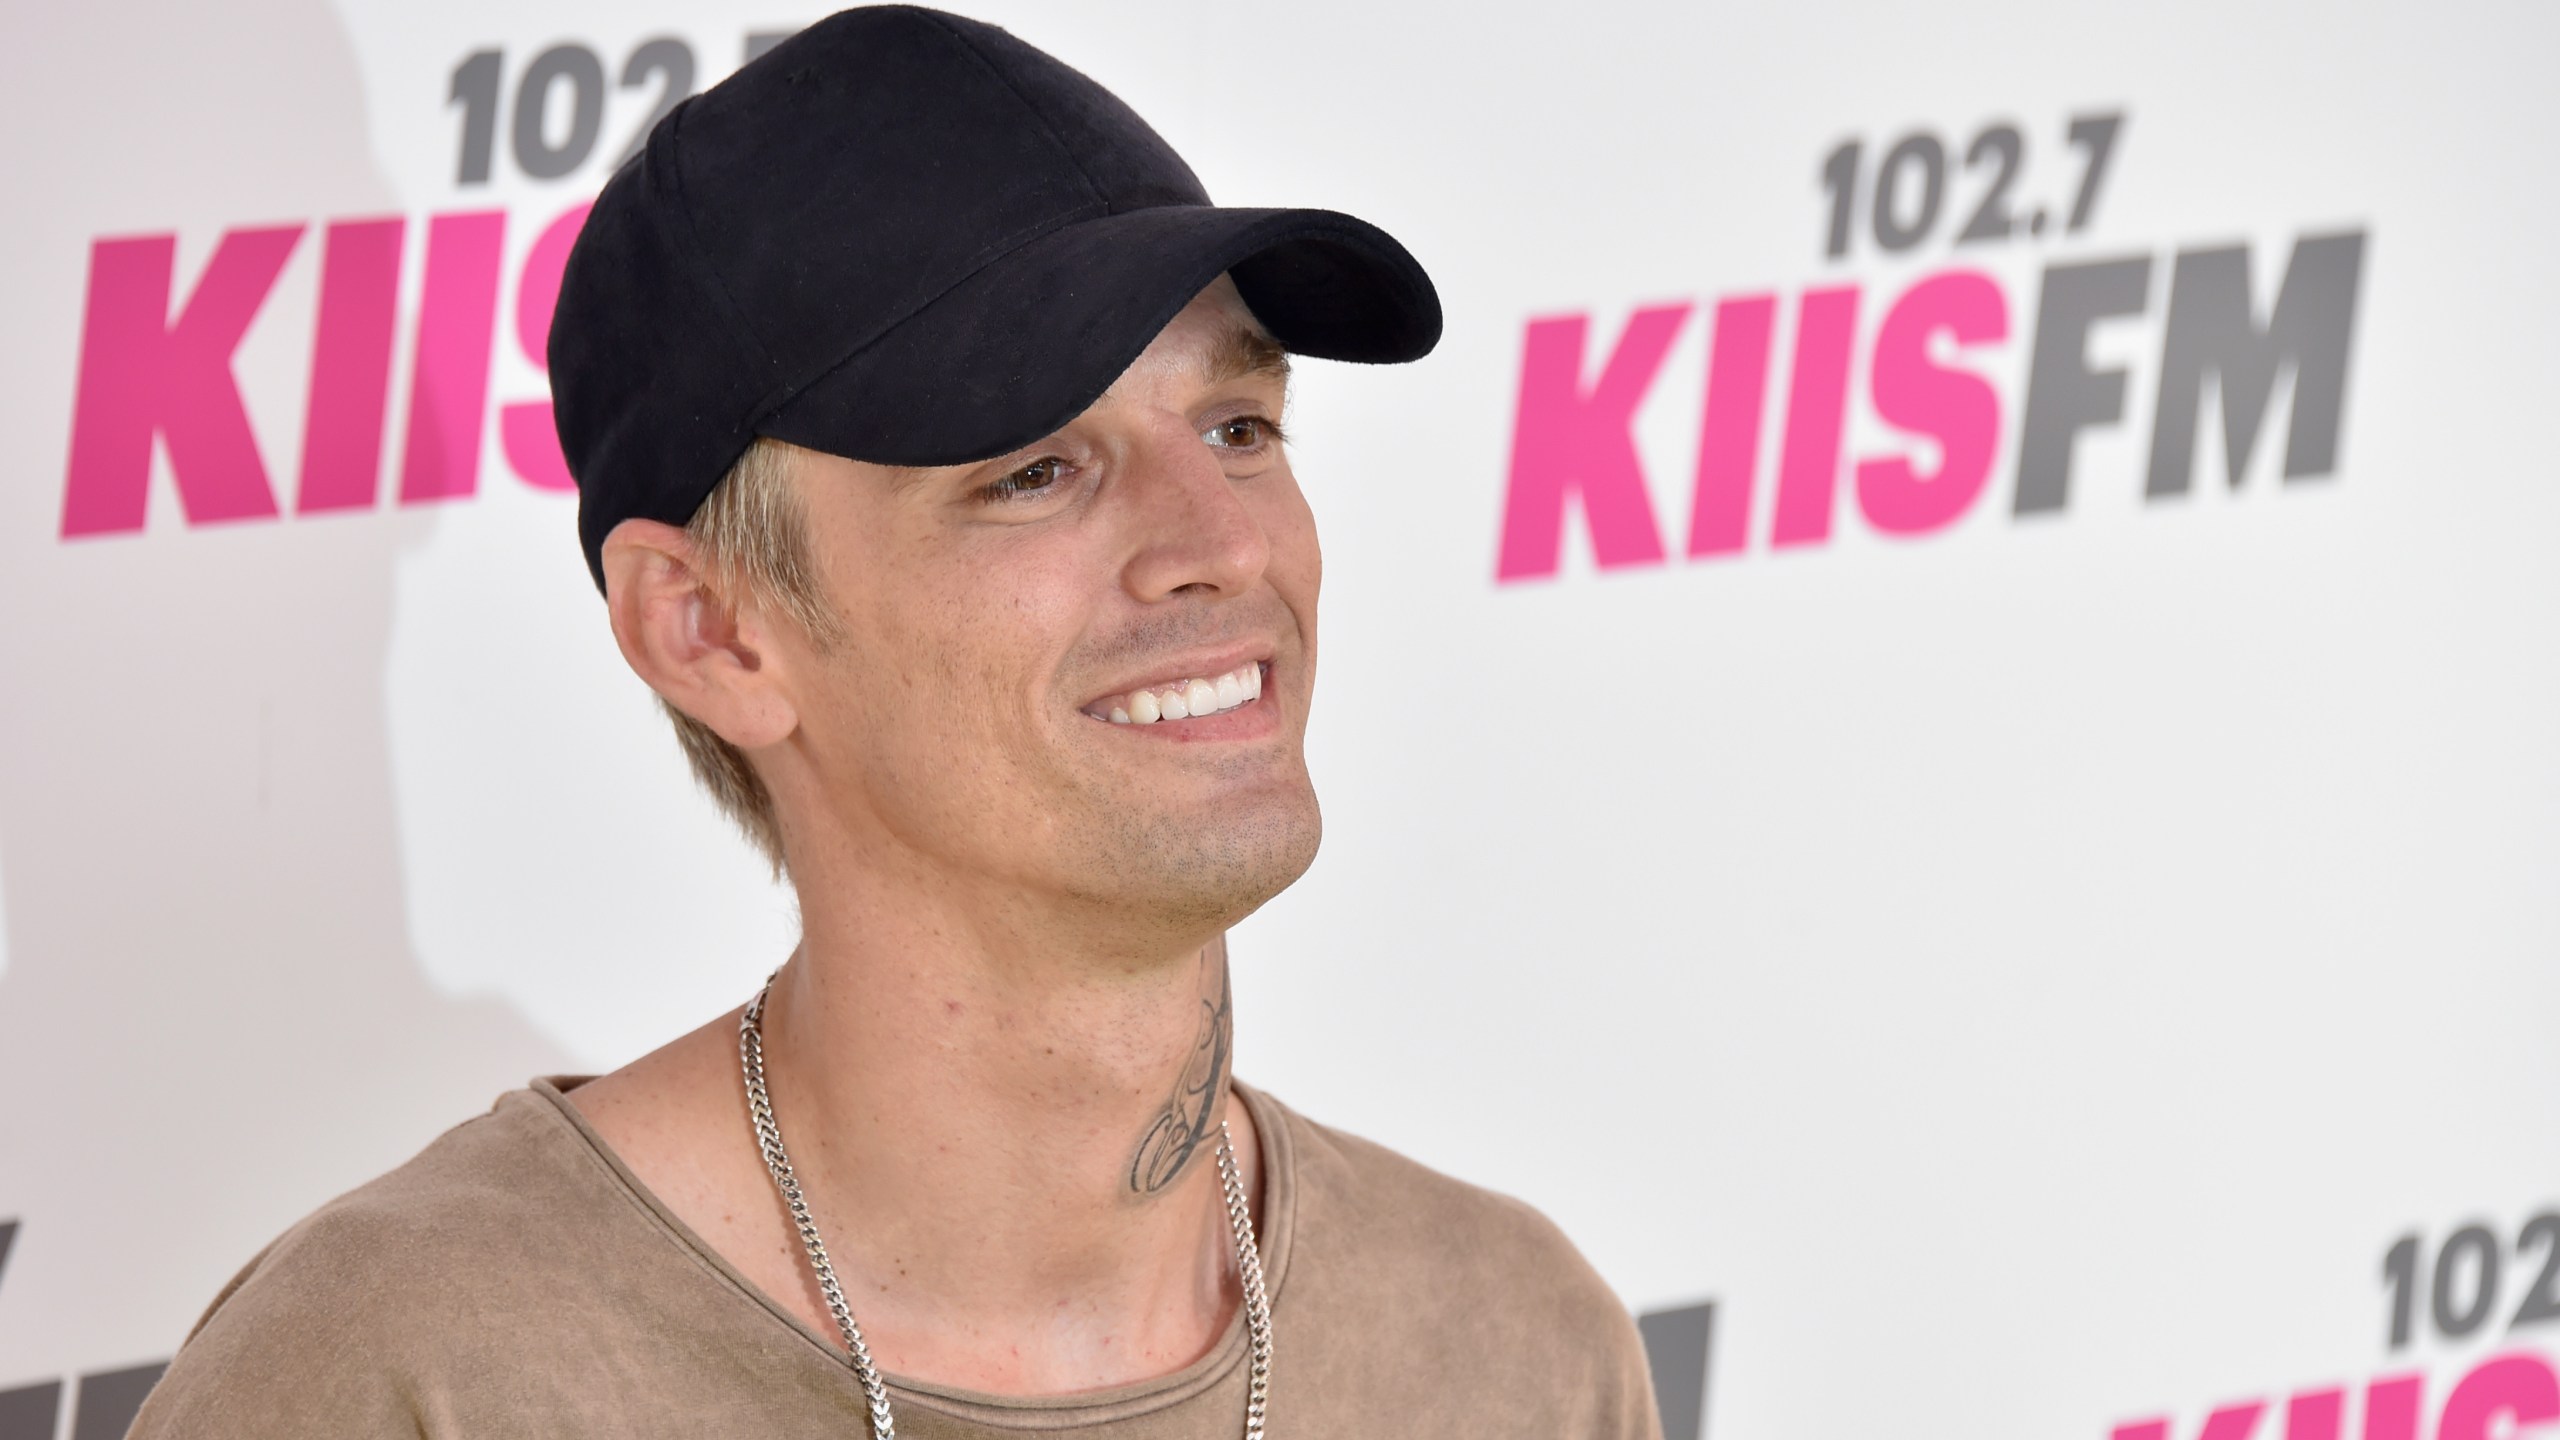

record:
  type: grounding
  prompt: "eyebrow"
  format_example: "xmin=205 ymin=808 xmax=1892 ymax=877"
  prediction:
xmin=1202 ymin=324 xmax=1292 ymax=387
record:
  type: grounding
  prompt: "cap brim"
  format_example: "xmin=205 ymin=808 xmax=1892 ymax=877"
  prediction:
xmin=756 ymin=205 xmax=1440 ymax=468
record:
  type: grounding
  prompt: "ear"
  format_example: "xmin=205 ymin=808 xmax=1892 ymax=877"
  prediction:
xmin=601 ymin=518 xmax=799 ymax=750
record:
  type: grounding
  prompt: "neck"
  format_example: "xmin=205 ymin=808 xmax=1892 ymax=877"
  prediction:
xmin=753 ymin=866 xmax=1253 ymax=1393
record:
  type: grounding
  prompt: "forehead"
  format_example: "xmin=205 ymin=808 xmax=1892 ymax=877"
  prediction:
xmin=1105 ymin=279 xmax=1292 ymax=396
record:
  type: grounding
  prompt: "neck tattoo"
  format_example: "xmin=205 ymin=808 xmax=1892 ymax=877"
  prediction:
xmin=738 ymin=971 xmax=1274 ymax=1439
xmin=1131 ymin=956 xmax=1235 ymax=1193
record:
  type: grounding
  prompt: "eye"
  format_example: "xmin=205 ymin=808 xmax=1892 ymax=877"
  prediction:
xmin=1202 ymin=416 xmax=1285 ymax=452
xmin=976 ymin=456 xmax=1068 ymax=505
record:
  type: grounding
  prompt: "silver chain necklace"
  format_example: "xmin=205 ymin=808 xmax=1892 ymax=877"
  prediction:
xmin=740 ymin=975 xmax=1273 ymax=1439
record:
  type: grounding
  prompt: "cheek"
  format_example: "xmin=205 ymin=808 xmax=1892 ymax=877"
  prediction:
xmin=1262 ymin=476 xmax=1321 ymax=663
xmin=1259 ymin=472 xmax=1321 ymax=598
xmin=851 ymin=548 xmax=1088 ymax=740
xmin=791 ymin=483 xmax=1063 ymax=785
xmin=802 ymin=602 xmax=1045 ymax=819
xmin=799 ymin=556 xmax=984 ymax=756
xmin=867 ymin=591 xmax=1029 ymax=720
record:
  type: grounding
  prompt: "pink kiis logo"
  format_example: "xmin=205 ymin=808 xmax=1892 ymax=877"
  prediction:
xmin=1493 ymin=236 xmax=2367 ymax=584
xmin=59 ymin=201 xmax=588 ymax=537
xmin=2114 ymin=1351 xmax=2557 ymax=1440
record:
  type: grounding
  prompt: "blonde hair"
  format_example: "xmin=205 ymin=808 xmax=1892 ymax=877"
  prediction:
xmin=664 ymin=437 xmax=843 ymax=874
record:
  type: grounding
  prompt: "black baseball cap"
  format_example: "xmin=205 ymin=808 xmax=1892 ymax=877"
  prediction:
xmin=551 ymin=4 xmax=1443 ymax=592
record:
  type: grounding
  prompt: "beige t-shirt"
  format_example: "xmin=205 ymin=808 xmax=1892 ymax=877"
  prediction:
xmin=130 ymin=1080 xmax=1662 ymax=1438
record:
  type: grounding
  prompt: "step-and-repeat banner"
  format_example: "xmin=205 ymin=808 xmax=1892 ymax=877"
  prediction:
xmin=3 ymin=1 xmax=2555 ymax=1436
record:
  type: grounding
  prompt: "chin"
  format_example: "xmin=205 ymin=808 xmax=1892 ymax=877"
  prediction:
xmin=1073 ymin=789 xmax=1322 ymax=932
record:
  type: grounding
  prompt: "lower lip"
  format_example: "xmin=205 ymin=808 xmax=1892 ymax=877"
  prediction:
xmin=1087 ymin=669 xmax=1278 ymax=743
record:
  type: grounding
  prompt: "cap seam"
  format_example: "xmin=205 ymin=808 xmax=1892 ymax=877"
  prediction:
xmin=658 ymin=96 xmax=785 ymax=397
xmin=739 ymin=198 xmax=1112 ymax=436
xmin=915 ymin=10 xmax=1111 ymax=211
xmin=728 ymin=16 xmax=1121 ymax=435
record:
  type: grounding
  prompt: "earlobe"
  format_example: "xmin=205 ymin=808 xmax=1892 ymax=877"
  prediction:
xmin=601 ymin=519 xmax=799 ymax=750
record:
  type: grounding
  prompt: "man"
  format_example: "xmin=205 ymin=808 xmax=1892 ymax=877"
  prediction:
xmin=131 ymin=7 xmax=1660 ymax=1435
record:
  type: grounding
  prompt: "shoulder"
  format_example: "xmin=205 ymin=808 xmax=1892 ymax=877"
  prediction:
xmin=129 ymin=1087 xmax=619 ymax=1436
xmin=1249 ymin=1087 xmax=1661 ymax=1435
xmin=1278 ymin=1102 xmax=1634 ymax=1330
xmin=206 ymin=1084 xmax=616 ymax=1309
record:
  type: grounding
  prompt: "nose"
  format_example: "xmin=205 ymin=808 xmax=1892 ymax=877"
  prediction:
xmin=1118 ymin=420 xmax=1271 ymax=603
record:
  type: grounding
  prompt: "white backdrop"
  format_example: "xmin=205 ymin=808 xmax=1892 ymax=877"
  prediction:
xmin=3 ymin=2 xmax=2557 ymax=1437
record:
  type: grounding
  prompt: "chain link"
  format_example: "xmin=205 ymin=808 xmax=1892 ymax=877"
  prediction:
xmin=740 ymin=973 xmax=1273 ymax=1439
xmin=742 ymin=980 xmax=899 ymax=1438
xmin=1217 ymin=1118 xmax=1272 ymax=1439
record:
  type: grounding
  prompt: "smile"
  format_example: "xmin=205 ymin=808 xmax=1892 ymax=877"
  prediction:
xmin=1083 ymin=662 xmax=1265 ymax=725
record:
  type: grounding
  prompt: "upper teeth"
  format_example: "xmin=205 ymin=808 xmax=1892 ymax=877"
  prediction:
xmin=1101 ymin=663 xmax=1262 ymax=725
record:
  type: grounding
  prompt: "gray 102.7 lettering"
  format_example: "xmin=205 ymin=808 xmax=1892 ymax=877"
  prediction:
xmin=1818 ymin=112 xmax=2124 ymax=261
xmin=2381 ymin=1210 xmax=2560 ymax=1350
xmin=446 ymin=30 xmax=799 ymax=188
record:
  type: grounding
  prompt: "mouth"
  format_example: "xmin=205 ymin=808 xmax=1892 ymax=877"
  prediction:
xmin=1080 ymin=661 xmax=1267 ymax=726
